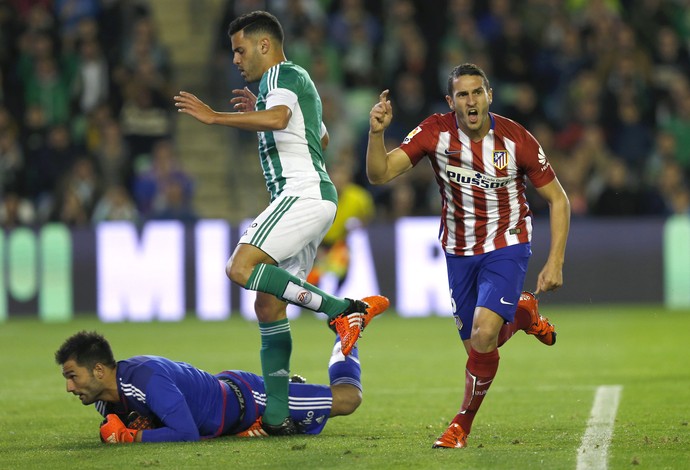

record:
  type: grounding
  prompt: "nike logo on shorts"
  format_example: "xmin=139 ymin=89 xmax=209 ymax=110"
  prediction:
xmin=500 ymin=297 xmax=514 ymax=305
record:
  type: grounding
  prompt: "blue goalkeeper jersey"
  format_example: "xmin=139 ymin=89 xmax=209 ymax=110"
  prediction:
xmin=95 ymin=356 xmax=239 ymax=442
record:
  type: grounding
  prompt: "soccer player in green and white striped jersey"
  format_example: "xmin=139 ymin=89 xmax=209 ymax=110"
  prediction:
xmin=174 ymin=11 xmax=388 ymax=436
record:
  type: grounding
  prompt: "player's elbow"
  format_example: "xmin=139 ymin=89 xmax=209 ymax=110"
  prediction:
xmin=265 ymin=106 xmax=291 ymax=130
xmin=366 ymin=170 xmax=391 ymax=185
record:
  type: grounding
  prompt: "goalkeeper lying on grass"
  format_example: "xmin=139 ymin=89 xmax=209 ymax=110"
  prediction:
xmin=55 ymin=330 xmax=365 ymax=443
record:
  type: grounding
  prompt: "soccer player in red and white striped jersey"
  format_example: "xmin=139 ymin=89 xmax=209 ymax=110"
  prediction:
xmin=366 ymin=63 xmax=570 ymax=448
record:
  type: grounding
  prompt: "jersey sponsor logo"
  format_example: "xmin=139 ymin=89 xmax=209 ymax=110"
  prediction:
xmin=297 ymin=290 xmax=312 ymax=305
xmin=538 ymin=145 xmax=550 ymax=171
xmin=493 ymin=150 xmax=509 ymax=170
xmin=402 ymin=126 xmax=422 ymax=144
xmin=445 ymin=165 xmax=512 ymax=190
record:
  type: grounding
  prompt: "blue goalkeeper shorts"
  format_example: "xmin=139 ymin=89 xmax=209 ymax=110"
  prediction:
xmin=446 ymin=242 xmax=531 ymax=340
xmin=216 ymin=370 xmax=332 ymax=435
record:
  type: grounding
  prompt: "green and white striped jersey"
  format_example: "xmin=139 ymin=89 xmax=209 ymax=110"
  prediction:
xmin=255 ymin=61 xmax=337 ymax=204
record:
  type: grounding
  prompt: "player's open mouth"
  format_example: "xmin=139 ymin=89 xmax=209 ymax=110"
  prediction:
xmin=468 ymin=109 xmax=479 ymax=124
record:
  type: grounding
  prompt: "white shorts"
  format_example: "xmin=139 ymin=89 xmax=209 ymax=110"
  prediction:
xmin=238 ymin=195 xmax=337 ymax=279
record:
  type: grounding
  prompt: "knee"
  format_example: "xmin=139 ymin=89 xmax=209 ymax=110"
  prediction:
xmin=330 ymin=384 xmax=362 ymax=417
xmin=226 ymin=257 xmax=250 ymax=286
xmin=470 ymin=329 xmax=499 ymax=352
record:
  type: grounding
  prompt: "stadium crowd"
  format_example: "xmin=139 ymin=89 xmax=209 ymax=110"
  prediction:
xmin=1 ymin=0 xmax=690 ymax=229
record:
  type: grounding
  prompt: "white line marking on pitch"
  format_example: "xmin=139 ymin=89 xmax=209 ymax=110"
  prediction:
xmin=576 ymin=385 xmax=623 ymax=470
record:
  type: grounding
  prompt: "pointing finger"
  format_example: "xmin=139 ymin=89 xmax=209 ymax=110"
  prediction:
xmin=379 ymin=90 xmax=389 ymax=103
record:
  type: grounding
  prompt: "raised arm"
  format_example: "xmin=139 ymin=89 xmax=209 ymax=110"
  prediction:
xmin=366 ymin=90 xmax=413 ymax=184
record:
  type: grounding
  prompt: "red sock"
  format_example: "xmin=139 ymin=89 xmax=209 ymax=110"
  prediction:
xmin=497 ymin=307 xmax=532 ymax=347
xmin=452 ymin=348 xmax=499 ymax=434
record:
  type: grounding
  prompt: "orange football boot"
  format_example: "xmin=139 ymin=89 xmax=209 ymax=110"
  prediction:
xmin=329 ymin=295 xmax=390 ymax=355
xmin=432 ymin=423 xmax=468 ymax=449
xmin=517 ymin=291 xmax=556 ymax=346
xmin=235 ymin=417 xmax=268 ymax=438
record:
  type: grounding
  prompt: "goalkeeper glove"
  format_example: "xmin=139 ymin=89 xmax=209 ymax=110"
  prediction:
xmin=100 ymin=414 xmax=137 ymax=443
xmin=125 ymin=411 xmax=157 ymax=430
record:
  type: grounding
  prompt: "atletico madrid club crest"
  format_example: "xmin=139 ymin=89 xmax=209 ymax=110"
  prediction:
xmin=493 ymin=150 xmax=509 ymax=170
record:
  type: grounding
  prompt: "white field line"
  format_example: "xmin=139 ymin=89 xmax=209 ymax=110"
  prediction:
xmin=576 ymin=385 xmax=623 ymax=470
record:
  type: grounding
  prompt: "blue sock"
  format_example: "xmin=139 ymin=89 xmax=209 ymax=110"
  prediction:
xmin=328 ymin=335 xmax=362 ymax=391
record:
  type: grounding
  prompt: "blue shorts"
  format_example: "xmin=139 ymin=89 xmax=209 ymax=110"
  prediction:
xmin=446 ymin=243 xmax=531 ymax=340
xmin=216 ymin=370 xmax=332 ymax=435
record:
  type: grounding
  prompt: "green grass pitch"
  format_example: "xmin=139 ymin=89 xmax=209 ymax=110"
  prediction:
xmin=1 ymin=305 xmax=689 ymax=469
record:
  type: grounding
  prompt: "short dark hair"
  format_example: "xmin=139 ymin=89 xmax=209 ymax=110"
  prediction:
xmin=55 ymin=331 xmax=116 ymax=369
xmin=447 ymin=63 xmax=491 ymax=97
xmin=228 ymin=10 xmax=284 ymax=44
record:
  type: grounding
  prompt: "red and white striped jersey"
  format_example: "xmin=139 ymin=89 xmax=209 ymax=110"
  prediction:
xmin=399 ymin=112 xmax=556 ymax=256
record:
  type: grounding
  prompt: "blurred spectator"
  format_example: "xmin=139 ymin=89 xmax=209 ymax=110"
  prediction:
xmin=607 ymin=99 xmax=654 ymax=173
xmin=91 ymin=184 xmax=138 ymax=223
xmin=93 ymin=117 xmax=132 ymax=190
xmin=119 ymin=80 xmax=172 ymax=159
xmin=387 ymin=72 xmax=429 ymax=141
xmin=58 ymin=155 xmax=101 ymax=216
xmin=71 ymin=35 xmax=109 ymax=115
xmin=148 ymin=176 xmax=198 ymax=223
xmin=660 ymin=81 xmax=690 ymax=172
xmin=289 ymin=21 xmax=342 ymax=87
xmin=555 ymin=69 xmax=603 ymax=151
xmin=643 ymin=159 xmax=689 ymax=216
xmin=328 ymin=0 xmax=381 ymax=88
xmin=25 ymin=123 xmax=81 ymax=219
xmin=271 ymin=0 xmax=325 ymax=44
xmin=121 ymin=15 xmax=171 ymax=83
xmin=19 ymin=104 xmax=49 ymax=168
xmin=380 ymin=0 xmax=417 ymax=84
xmin=625 ymin=0 xmax=676 ymax=51
xmin=440 ymin=13 xmax=484 ymax=70
xmin=0 ymin=107 xmax=25 ymax=197
xmin=383 ymin=177 xmax=416 ymax=221
xmin=488 ymin=14 xmax=535 ymax=86
xmin=502 ymin=82 xmax=546 ymax=131
xmin=651 ymin=25 xmax=690 ymax=92
xmin=53 ymin=186 xmax=89 ymax=226
xmin=133 ymin=139 xmax=193 ymax=218
xmin=669 ymin=187 xmax=690 ymax=216
xmin=591 ymin=158 xmax=639 ymax=216
xmin=534 ymin=22 xmax=591 ymax=126
xmin=24 ymin=55 xmax=71 ymax=126
xmin=0 ymin=191 xmax=36 ymax=228
xmin=328 ymin=0 xmax=381 ymax=51
xmin=476 ymin=0 xmax=512 ymax=43
xmin=54 ymin=0 xmax=101 ymax=53
xmin=0 ymin=125 xmax=25 ymax=194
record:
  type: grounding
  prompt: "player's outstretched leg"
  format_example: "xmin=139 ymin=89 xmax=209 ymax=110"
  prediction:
xmin=329 ymin=295 xmax=389 ymax=355
xmin=517 ymin=291 xmax=556 ymax=345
